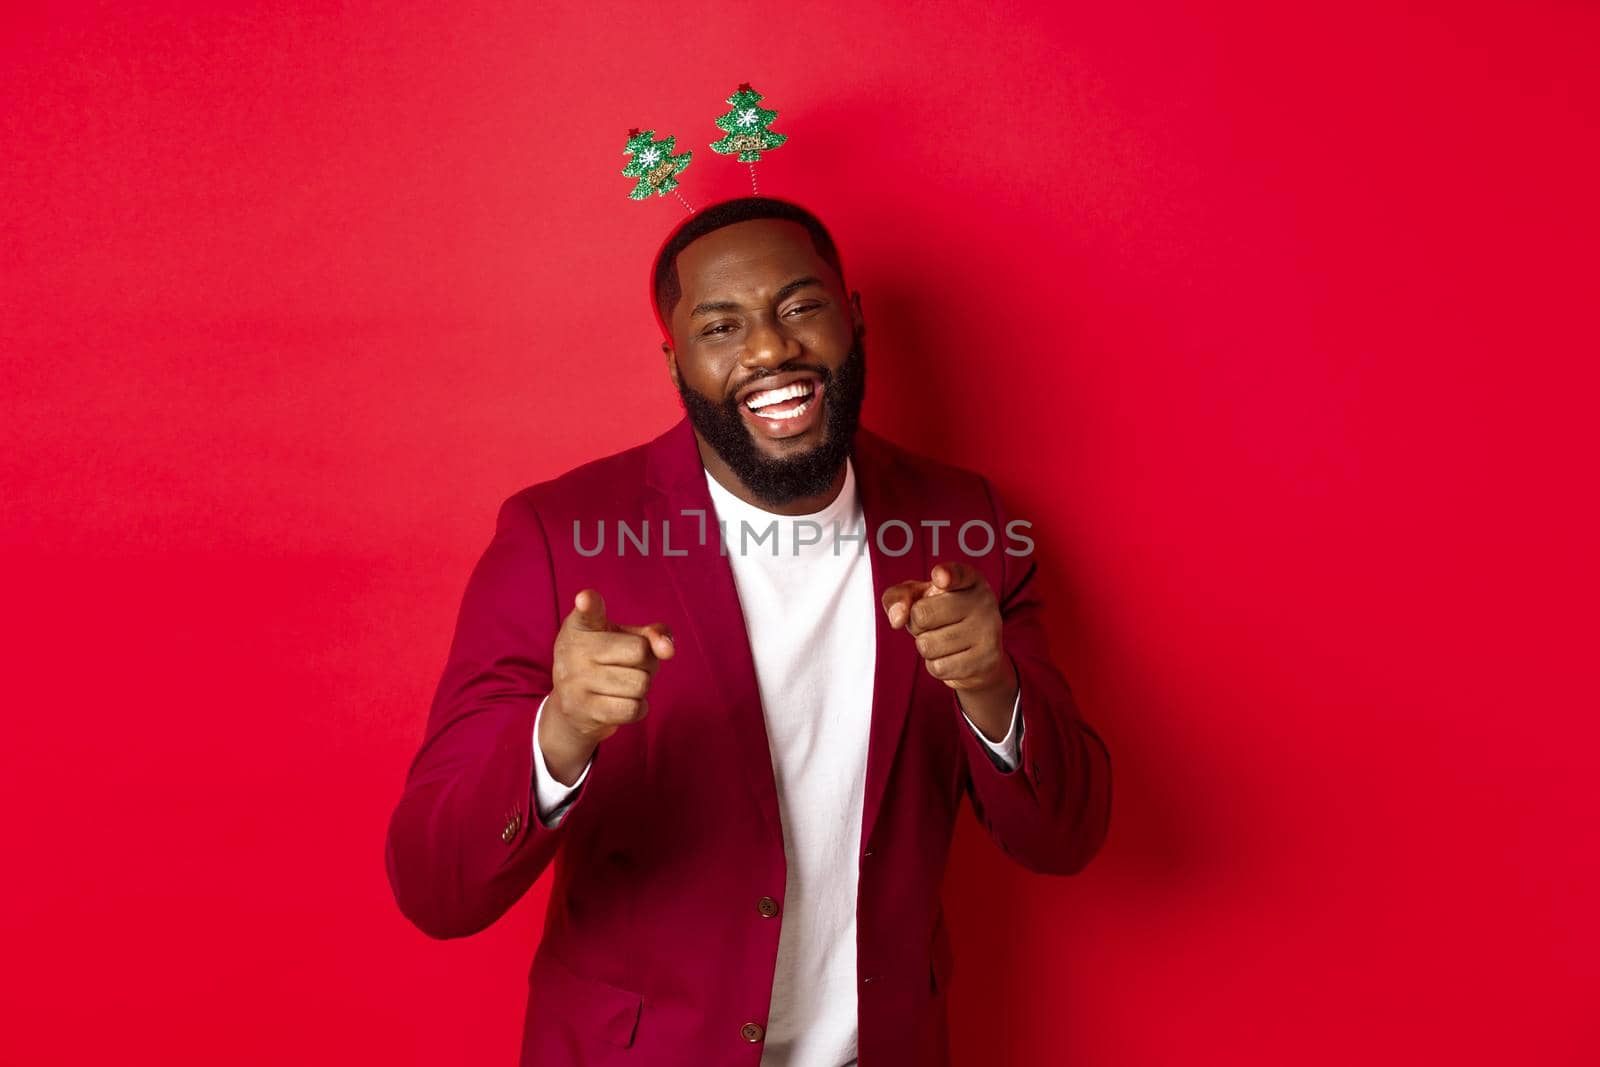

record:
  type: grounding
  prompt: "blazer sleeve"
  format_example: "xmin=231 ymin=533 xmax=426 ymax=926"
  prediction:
xmin=384 ymin=491 xmax=586 ymax=938
xmin=956 ymin=477 xmax=1113 ymax=876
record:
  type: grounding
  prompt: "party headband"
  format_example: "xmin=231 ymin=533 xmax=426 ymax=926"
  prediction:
xmin=620 ymin=83 xmax=788 ymax=211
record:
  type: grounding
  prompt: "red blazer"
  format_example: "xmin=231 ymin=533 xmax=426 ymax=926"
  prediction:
xmin=385 ymin=417 xmax=1112 ymax=1066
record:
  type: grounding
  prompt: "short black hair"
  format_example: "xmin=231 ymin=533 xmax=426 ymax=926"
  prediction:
xmin=653 ymin=196 xmax=846 ymax=330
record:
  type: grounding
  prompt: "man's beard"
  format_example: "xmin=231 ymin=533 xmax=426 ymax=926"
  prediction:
xmin=674 ymin=330 xmax=867 ymax=509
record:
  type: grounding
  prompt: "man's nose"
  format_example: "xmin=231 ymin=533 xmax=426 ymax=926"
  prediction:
xmin=742 ymin=316 xmax=800 ymax=368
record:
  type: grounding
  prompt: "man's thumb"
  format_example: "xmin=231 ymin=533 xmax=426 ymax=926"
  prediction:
xmin=619 ymin=621 xmax=676 ymax=661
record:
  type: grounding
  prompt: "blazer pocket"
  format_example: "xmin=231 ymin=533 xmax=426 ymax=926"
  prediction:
xmin=533 ymin=949 xmax=644 ymax=1049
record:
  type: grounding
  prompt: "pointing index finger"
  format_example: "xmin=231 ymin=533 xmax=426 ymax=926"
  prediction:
xmin=881 ymin=579 xmax=933 ymax=629
xmin=569 ymin=589 xmax=611 ymax=632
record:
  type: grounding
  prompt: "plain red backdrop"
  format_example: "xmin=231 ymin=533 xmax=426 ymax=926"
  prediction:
xmin=3 ymin=2 xmax=1596 ymax=1064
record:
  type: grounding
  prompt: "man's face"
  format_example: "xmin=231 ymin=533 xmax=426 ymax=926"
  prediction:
xmin=665 ymin=218 xmax=866 ymax=507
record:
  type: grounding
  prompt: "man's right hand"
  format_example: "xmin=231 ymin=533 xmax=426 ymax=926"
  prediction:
xmin=539 ymin=589 xmax=674 ymax=786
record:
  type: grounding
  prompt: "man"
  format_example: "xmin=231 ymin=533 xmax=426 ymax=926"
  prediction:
xmin=385 ymin=196 xmax=1112 ymax=1066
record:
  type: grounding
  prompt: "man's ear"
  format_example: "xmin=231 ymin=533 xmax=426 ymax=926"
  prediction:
xmin=850 ymin=290 xmax=865 ymax=335
xmin=663 ymin=343 xmax=680 ymax=389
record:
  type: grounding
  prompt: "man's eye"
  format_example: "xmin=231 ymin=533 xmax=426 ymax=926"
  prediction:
xmin=784 ymin=303 xmax=821 ymax=317
xmin=702 ymin=323 xmax=735 ymax=337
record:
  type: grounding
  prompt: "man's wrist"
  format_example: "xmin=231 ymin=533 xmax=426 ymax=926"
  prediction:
xmin=537 ymin=694 xmax=600 ymax=786
xmin=955 ymin=659 xmax=1021 ymax=743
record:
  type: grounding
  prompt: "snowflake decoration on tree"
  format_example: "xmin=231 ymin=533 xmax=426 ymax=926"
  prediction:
xmin=710 ymin=83 xmax=787 ymax=163
xmin=621 ymin=128 xmax=692 ymax=201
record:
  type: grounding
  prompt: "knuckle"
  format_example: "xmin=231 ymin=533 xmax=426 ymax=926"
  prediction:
xmin=562 ymin=692 xmax=591 ymax=721
xmin=604 ymin=697 xmax=644 ymax=724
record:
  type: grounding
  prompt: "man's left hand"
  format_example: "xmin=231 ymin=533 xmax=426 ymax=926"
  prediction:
xmin=881 ymin=561 xmax=1020 ymax=741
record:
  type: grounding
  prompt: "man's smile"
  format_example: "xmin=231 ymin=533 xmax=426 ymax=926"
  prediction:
xmin=738 ymin=373 xmax=826 ymax=442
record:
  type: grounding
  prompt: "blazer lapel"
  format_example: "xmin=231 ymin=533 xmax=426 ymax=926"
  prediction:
xmin=644 ymin=419 xmax=784 ymax=848
xmin=853 ymin=427 xmax=929 ymax=854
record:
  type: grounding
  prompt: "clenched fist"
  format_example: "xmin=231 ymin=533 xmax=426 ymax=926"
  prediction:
xmin=881 ymin=561 xmax=1019 ymax=741
xmin=539 ymin=589 xmax=674 ymax=785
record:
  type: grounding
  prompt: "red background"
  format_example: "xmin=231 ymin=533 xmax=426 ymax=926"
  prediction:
xmin=3 ymin=3 xmax=1596 ymax=1064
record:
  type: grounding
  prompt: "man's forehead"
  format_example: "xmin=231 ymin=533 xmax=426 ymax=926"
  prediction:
xmin=673 ymin=218 xmax=834 ymax=298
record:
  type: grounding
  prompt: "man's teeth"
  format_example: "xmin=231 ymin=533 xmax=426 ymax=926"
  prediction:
xmin=753 ymin=396 xmax=814 ymax=420
xmin=746 ymin=380 xmax=815 ymax=410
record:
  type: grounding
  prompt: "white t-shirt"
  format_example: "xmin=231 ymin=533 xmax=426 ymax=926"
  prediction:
xmin=531 ymin=457 xmax=1020 ymax=1066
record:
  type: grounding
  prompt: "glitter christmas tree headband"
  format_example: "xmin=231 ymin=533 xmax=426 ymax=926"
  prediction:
xmin=620 ymin=128 xmax=694 ymax=210
xmin=710 ymin=83 xmax=787 ymax=195
xmin=622 ymin=83 xmax=803 ymax=345
xmin=619 ymin=83 xmax=788 ymax=211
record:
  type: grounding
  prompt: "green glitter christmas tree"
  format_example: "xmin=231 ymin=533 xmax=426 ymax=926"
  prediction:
xmin=710 ymin=84 xmax=787 ymax=163
xmin=621 ymin=128 xmax=693 ymax=203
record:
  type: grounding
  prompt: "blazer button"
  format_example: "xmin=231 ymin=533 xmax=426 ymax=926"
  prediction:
xmin=501 ymin=812 xmax=521 ymax=843
xmin=740 ymin=1022 xmax=765 ymax=1043
xmin=757 ymin=896 xmax=780 ymax=918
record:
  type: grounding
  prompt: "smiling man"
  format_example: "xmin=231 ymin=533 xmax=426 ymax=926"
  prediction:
xmin=385 ymin=196 xmax=1112 ymax=1066
xmin=662 ymin=208 xmax=865 ymax=516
